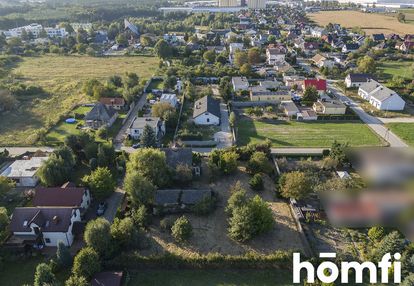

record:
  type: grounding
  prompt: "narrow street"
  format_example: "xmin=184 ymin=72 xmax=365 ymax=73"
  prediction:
xmin=327 ymin=81 xmax=408 ymax=148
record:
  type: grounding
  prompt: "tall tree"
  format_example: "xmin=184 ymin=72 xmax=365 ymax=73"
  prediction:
xmin=72 ymin=247 xmax=101 ymax=279
xmin=56 ymin=240 xmax=72 ymax=268
xmin=124 ymin=171 xmax=155 ymax=206
xmin=84 ymin=218 xmax=112 ymax=256
xmin=82 ymin=167 xmax=115 ymax=200
xmin=34 ymin=263 xmax=55 ymax=286
xmin=140 ymin=125 xmax=157 ymax=148
xmin=154 ymin=39 xmax=172 ymax=59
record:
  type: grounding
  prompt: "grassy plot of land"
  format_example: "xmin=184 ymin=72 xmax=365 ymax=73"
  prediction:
xmin=308 ymin=11 xmax=414 ymax=35
xmin=129 ymin=269 xmax=292 ymax=286
xmin=386 ymin=123 xmax=414 ymax=147
xmin=378 ymin=61 xmax=414 ymax=80
xmin=237 ymin=119 xmax=383 ymax=147
xmin=0 ymin=55 xmax=158 ymax=146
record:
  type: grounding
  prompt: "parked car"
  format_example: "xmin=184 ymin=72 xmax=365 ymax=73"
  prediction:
xmin=132 ymin=143 xmax=140 ymax=149
xmin=96 ymin=202 xmax=108 ymax=216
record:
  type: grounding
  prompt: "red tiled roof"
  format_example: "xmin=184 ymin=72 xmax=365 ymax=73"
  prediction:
xmin=99 ymin=97 xmax=125 ymax=106
xmin=304 ymin=79 xmax=327 ymax=91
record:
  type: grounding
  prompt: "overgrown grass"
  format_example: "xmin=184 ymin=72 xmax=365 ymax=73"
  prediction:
xmin=378 ymin=60 xmax=414 ymax=80
xmin=128 ymin=269 xmax=293 ymax=286
xmin=386 ymin=123 xmax=414 ymax=147
xmin=237 ymin=119 xmax=383 ymax=147
xmin=0 ymin=55 xmax=158 ymax=146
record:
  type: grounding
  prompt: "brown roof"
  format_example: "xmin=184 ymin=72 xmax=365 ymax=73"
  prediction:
xmin=33 ymin=187 xmax=87 ymax=207
xmin=10 ymin=207 xmax=76 ymax=233
xmin=91 ymin=272 xmax=123 ymax=286
xmin=99 ymin=97 xmax=125 ymax=106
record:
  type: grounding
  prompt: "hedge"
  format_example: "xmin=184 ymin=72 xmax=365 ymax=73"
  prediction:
xmin=104 ymin=251 xmax=298 ymax=270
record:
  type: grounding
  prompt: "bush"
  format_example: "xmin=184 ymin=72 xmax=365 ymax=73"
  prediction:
xmin=191 ymin=196 xmax=216 ymax=216
xmin=34 ymin=263 xmax=55 ymax=286
xmin=160 ymin=217 xmax=174 ymax=232
xmin=171 ymin=216 xmax=192 ymax=243
xmin=249 ymin=174 xmax=264 ymax=191
xmin=65 ymin=275 xmax=88 ymax=286
xmin=247 ymin=152 xmax=271 ymax=174
xmin=72 ymin=247 xmax=101 ymax=279
xmin=56 ymin=240 xmax=72 ymax=268
xmin=368 ymin=226 xmax=385 ymax=242
xmin=84 ymin=218 xmax=112 ymax=256
xmin=131 ymin=205 xmax=150 ymax=228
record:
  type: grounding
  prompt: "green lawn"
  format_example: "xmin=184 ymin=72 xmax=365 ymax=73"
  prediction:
xmin=237 ymin=119 xmax=383 ymax=147
xmin=128 ymin=269 xmax=292 ymax=286
xmin=0 ymin=55 xmax=158 ymax=146
xmin=378 ymin=61 xmax=414 ymax=80
xmin=386 ymin=123 xmax=414 ymax=147
xmin=0 ymin=256 xmax=44 ymax=285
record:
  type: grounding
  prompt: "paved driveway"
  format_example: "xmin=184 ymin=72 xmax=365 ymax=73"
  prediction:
xmin=214 ymin=103 xmax=233 ymax=149
xmin=85 ymin=189 xmax=125 ymax=223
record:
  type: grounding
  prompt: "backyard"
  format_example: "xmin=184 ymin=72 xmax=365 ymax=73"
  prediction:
xmin=237 ymin=119 xmax=383 ymax=147
xmin=386 ymin=123 xmax=414 ymax=147
xmin=0 ymin=55 xmax=158 ymax=146
xmin=308 ymin=11 xmax=414 ymax=35
xmin=378 ymin=60 xmax=414 ymax=80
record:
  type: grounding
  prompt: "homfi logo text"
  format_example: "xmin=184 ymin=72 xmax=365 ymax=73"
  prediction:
xmin=293 ymin=252 xmax=401 ymax=284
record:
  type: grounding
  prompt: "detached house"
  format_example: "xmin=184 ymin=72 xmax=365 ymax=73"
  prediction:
xmin=266 ymin=45 xmax=286 ymax=65
xmin=84 ymin=103 xmax=118 ymax=129
xmin=99 ymin=97 xmax=126 ymax=111
xmin=9 ymin=207 xmax=81 ymax=247
xmin=127 ymin=117 xmax=165 ymax=140
xmin=193 ymin=95 xmax=220 ymax=126
xmin=232 ymin=77 xmax=249 ymax=91
xmin=342 ymin=43 xmax=359 ymax=53
xmin=250 ymin=86 xmax=291 ymax=102
xmin=303 ymin=79 xmax=327 ymax=95
xmin=313 ymin=99 xmax=347 ymax=115
xmin=345 ymin=73 xmax=374 ymax=88
xmin=358 ymin=80 xmax=405 ymax=111
xmin=1 ymin=157 xmax=48 ymax=187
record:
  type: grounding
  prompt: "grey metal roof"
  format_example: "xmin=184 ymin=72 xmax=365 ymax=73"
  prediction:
xmin=347 ymin=73 xmax=373 ymax=83
xmin=181 ymin=189 xmax=212 ymax=204
xmin=359 ymin=79 xmax=382 ymax=94
xmin=154 ymin=189 xmax=181 ymax=205
xmin=193 ymin=95 xmax=220 ymax=119
xmin=129 ymin=117 xmax=160 ymax=130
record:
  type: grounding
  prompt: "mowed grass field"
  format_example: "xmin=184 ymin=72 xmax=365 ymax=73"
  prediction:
xmin=386 ymin=123 xmax=414 ymax=147
xmin=237 ymin=119 xmax=383 ymax=147
xmin=308 ymin=11 xmax=414 ymax=35
xmin=0 ymin=55 xmax=158 ymax=146
xmin=378 ymin=60 xmax=414 ymax=80
xmin=129 ymin=269 xmax=292 ymax=286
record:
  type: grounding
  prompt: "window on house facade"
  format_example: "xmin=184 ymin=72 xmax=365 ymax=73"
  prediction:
xmin=44 ymin=238 xmax=51 ymax=243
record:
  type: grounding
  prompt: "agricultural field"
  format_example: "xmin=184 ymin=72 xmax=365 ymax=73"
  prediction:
xmin=0 ymin=55 xmax=158 ymax=146
xmin=378 ymin=60 xmax=414 ymax=80
xmin=129 ymin=269 xmax=292 ymax=286
xmin=237 ymin=119 xmax=383 ymax=147
xmin=386 ymin=123 xmax=414 ymax=147
xmin=308 ymin=11 xmax=414 ymax=35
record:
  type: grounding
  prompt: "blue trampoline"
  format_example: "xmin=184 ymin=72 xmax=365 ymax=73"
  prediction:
xmin=65 ymin=118 xmax=76 ymax=124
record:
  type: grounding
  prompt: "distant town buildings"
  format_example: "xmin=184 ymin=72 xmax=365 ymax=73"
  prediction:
xmin=219 ymin=0 xmax=239 ymax=7
xmin=248 ymin=0 xmax=266 ymax=9
xmin=2 ymin=23 xmax=67 ymax=39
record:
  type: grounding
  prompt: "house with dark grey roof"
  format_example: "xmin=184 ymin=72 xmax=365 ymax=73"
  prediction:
xmin=193 ymin=95 xmax=220 ymax=126
xmin=84 ymin=103 xmax=118 ymax=129
xmin=153 ymin=189 xmax=213 ymax=215
xmin=161 ymin=147 xmax=201 ymax=176
xmin=8 ymin=207 xmax=81 ymax=247
xmin=345 ymin=73 xmax=374 ymax=88
xmin=127 ymin=117 xmax=165 ymax=140
xmin=342 ymin=43 xmax=359 ymax=53
xmin=358 ymin=80 xmax=405 ymax=111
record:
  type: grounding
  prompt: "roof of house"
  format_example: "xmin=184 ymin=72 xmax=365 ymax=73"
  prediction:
xmin=193 ymin=95 xmax=220 ymax=119
xmin=303 ymin=79 xmax=327 ymax=91
xmin=99 ymin=97 xmax=125 ymax=106
xmin=360 ymin=80 xmax=400 ymax=102
xmin=232 ymin=77 xmax=249 ymax=88
xmin=359 ymin=79 xmax=382 ymax=94
xmin=1 ymin=157 xmax=48 ymax=178
xmin=161 ymin=148 xmax=193 ymax=168
xmin=10 ymin=207 xmax=76 ymax=233
xmin=154 ymin=189 xmax=181 ymax=205
xmin=315 ymin=99 xmax=346 ymax=109
xmin=129 ymin=117 xmax=161 ymax=130
xmin=181 ymin=189 xmax=211 ymax=204
xmin=346 ymin=73 xmax=374 ymax=83
xmin=372 ymin=33 xmax=385 ymax=41
xmin=281 ymin=101 xmax=300 ymax=113
xmin=91 ymin=272 xmax=123 ymax=286
xmin=33 ymin=186 xmax=87 ymax=207
xmin=161 ymin=94 xmax=177 ymax=101
xmin=312 ymin=54 xmax=326 ymax=64
xmin=85 ymin=103 xmax=117 ymax=122
xmin=304 ymin=42 xmax=319 ymax=50
xmin=344 ymin=43 xmax=359 ymax=50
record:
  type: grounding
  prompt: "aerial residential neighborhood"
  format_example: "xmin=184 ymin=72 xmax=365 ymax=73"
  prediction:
xmin=0 ymin=0 xmax=413 ymax=285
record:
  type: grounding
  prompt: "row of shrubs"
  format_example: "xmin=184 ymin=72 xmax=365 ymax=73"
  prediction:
xmin=104 ymin=250 xmax=297 ymax=270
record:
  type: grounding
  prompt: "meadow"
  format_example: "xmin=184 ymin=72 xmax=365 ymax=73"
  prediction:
xmin=378 ymin=60 xmax=414 ymax=80
xmin=237 ymin=119 xmax=383 ymax=147
xmin=386 ymin=123 xmax=414 ymax=147
xmin=0 ymin=55 xmax=158 ymax=146
xmin=308 ymin=11 xmax=414 ymax=35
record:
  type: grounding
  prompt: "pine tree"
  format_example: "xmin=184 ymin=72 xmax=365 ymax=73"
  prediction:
xmin=56 ymin=240 xmax=72 ymax=268
xmin=140 ymin=125 xmax=157 ymax=148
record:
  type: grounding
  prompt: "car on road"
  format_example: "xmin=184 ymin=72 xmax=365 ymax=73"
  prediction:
xmin=96 ymin=202 xmax=108 ymax=216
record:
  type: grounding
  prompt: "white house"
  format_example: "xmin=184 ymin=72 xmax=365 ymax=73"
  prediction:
xmin=9 ymin=207 xmax=81 ymax=247
xmin=358 ymin=80 xmax=405 ymax=111
xmin=266 ymin=47 xmax=286 ymax=65
xmin=127 ymin=117 xmax=165 ymax=140
xmin=232 ymin=77 xmax=249 ymax=91
xmin=345 ymin=74 xmax=373 ymax=88
xmin=311 ymin=27 xmax=326 ymax=38
xmin=160 ymin=94 xmax=178 ymax=108
xmin=193 ymin=95 xmax=220 ymax=126
xmin=1 ymin=157 xmax=48 ymax=187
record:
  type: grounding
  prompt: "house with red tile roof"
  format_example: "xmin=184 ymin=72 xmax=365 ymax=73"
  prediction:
xmin=302 ymin=79 xmax=327 ymax=95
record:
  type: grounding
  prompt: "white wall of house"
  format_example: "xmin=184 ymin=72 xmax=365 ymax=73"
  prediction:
xmin=81 ymin=190 xmax=91 ymax=209
xmin=13 ymin=176 xmax=39 ymax=187
xmin=194 ymin=113 xmax=220 ymax=125
xmin=371 ymin=95 xmax=406 ymax=111
xmin=346 ymin=78 xmax=365 ymax=88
